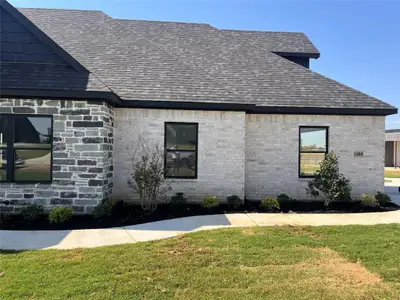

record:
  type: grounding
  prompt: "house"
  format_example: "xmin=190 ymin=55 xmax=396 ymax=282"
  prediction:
xmin=0 ymin=0 xmax=397 ymax=213
xmin=385 ymin=130 xmax=400 ymax=167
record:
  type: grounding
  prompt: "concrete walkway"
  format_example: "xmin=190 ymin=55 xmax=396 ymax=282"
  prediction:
xmin=1 ymin=210 xmax=400 ymax=250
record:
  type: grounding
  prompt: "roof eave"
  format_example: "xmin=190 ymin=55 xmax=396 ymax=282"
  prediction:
xmin=0 ymin=88 xmax=121 ymax=105
xmin=272 ymin=51 xmax=320 ymax=59
xmin=1 ymin=89 xmax=395 ymax=116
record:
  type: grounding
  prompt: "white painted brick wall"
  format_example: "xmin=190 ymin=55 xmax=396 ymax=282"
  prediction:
xmin=245 ymin=114 xmax=385 ymax=200
xmin=113 ymin=109 xmax=246 ymax=203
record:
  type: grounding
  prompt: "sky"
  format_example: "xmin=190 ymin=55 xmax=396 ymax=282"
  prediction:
xmin=9 ymin=0 xmax=400 ymax=129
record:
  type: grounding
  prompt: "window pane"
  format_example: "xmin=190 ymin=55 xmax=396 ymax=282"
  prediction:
xmin=0 ymin=116 xmax=10 ymax=148
xmin=14 ymin=149 xmax=51 ymax=181
xmin=166 ymin=124 xmax=197 ymax=150
xmin=300 ymin=127 xmax=327 ymax=152
xmin=165 ymin=151 xmax=196 ymax=177
xmin=0 ymin=149 xmax=6 ymax=181
xmin=14 ymin=116 xmax=52 ymax=148
xmin=300 ymin=152 xmax=325 ymax=176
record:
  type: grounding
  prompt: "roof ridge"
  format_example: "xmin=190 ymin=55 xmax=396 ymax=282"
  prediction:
xmin=18 ymin=7 xmax=103 ymax=13
xmin=222 ymin=28 xmax=306 ymax=34
xmin=113 ymin=18 xmax=211 ymax=26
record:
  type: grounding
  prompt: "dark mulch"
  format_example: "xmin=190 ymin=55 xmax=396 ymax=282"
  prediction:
xmin=1 ymin=200 xmax=399 ymax=231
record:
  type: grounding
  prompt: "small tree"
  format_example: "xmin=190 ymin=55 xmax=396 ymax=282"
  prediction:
xmin=128 ymin=141 xmax=170 ymax=214
xmin=306 ymin=151 xmax=352 ymax=207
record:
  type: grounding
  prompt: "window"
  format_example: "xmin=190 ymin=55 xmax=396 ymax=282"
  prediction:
xmin=164 ymin=122 xmax=198 ymax=179
xmin=0 ymin=115 xmax=53 ymax=183
xmin=299 ymin=126 xmax=328 ymax=177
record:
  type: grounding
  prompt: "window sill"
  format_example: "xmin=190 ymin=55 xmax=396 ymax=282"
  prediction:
xmin=298 ymin=177 xmax=313 ymax=181
xmin=166 ymin=177 xmax=198 ymax=181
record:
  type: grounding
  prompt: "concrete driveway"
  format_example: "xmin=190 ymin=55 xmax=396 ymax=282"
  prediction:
xmin=385 ymin=178 xmax=400 ymax=206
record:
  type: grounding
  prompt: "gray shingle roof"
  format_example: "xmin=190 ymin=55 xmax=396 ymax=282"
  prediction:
xmin=11 ymin=7 xmax=397 ymax=112
xmin=222 ymin=30 xmax=320 ymax=57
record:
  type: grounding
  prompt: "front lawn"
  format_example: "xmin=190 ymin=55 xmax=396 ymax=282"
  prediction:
xmin=385 ymin=169 xmax=400 ymax=178
xmin=1 ymin=225 xmax=400 ymax=299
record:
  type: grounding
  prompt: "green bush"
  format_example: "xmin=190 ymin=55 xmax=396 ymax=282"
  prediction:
xmin=227 ymin=195 xmax=242 ymax=209
xmin=277 ymin=193 xmax=291 ymax=204
xmin=170 ymin=193 xmax=187 ymax=207
xmin=92 ymin=201 xmax=113 ymax=220
xmin=360 ymin=194 xmax=379 ymax=208
xmin=20 ymin=204 xmax=44 ymax=223
xmin=307 ymin=152 xmax=352 ymax=207
xmin=260 ymin=197 xmax=280 ymax=210
xmin=202 ymin=196 xmax=219 ymax=209
xmin=49 ymin=207 xmax=73 ymax=224
xmin=375 ymin=191 xmax=391 ymax=206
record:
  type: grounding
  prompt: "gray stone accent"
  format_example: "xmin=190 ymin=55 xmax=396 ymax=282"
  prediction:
xmin=0 ymin=99 xmax=114 ymax=214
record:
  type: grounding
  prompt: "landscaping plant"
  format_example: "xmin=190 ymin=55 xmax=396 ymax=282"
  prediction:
xmin=128 ymin=142 xmax=170 ymax=214
xmin=20 ymin=204 xmax=44 ymax=223
xmin=276 ymin=193 xmax=292 ymax=210
xmin=260 ymin=197 xmax=280 ymax=210
xmin=92 ymin=201 xmax=113 ymax=220
xmin=306 ymin=151 xmax=352 ymax=207
xmin=360 ymin=194 xmax=380 ymax=208
xmin=49 ymin=207 xmax=73 ymax=224
xmin=227 ymin=195 xmax=242 ymax=209
xmin=202 ymin=196 xmax=219 ymax=209
xmin=375 ymin=191 xmax=391 ymax=206
xmin=170 ymin=192 xmax=188 ymax=207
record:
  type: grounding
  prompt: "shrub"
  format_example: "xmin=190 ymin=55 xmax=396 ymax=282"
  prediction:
xmin=277 ymin=193 xmax=291 ymax=204
xmin=360 ymin=194 xmax=379 ymax=208
xmin=260 ymin=197 xmax=280 ymax=210
xmin=170 ymin=193 xmax=188 ymax=207
xmin=20 ymin=204 xmax=44 ymax=223
xmin=375 ymin=191 xmax=391 ymax=206
xmin=227 ymin=195 xmax=242 ymax=209
xmin=202 ymin=196 xmax=219 ymax=209
xmin=128 ymin=140 xmax=170 ymax=214
xmin=49 ymin=207 xmax=73 ymax=224
xmin=307 ymin=151 xmax=352 ymax=207
xmin=92 ymin=201 xmax=113 ymax=220
xmin=276 ymin=193 xmax=292 ymax=210
xmin=112 ymin=200 xmax=129 ymax=217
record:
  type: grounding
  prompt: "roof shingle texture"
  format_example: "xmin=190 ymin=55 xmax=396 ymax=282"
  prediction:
xmin=222 ymin=30 xmax=320 ymax=56
xmin=15 ymin=8 xmax=396 ymax=110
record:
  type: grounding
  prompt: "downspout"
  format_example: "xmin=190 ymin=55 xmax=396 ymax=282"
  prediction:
xmin=395 ymin=142 xmax=397 ymax=168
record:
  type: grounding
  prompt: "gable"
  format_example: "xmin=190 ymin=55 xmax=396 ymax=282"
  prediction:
xmin=0 ymin=0 xmax=86 ymax=72
xmin=0 ymin=1 xmax=112 ymax=93
xmin=0 ymin=7 xmax=65 ymax=64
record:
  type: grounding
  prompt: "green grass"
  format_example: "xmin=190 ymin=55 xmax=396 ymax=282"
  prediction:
xmin=1 ymin=225 xmax=400 ymax=299
xmin=16 ymin=149 xmax=50 ymax=160
xmin=385 ymin=169 xmax=400 ymax=178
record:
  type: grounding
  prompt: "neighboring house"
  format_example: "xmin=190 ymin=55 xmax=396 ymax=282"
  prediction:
xmin=0 ymin=0 xmax=397 ymax=213
xmin=385 ymin=129 xmax=400 ymax=167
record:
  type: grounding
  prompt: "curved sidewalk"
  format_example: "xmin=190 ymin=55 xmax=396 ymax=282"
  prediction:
xmin=1 ymin=211 xmax=400 ymax=250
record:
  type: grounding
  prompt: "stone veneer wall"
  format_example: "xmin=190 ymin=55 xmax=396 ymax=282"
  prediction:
xmin=0 ymin=98 xmax=114 ymax=214
xmin=245 ymin=114 xmax=385 ymax=200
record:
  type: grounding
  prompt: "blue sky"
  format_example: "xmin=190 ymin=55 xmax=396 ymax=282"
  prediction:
xmin=9 ymin=0 xmax=400 ymax=128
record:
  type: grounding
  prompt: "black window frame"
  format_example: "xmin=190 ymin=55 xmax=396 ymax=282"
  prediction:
xmin=164 ymin=122 xmax=198 ymax=179
xmin=0 ymin=114 xmax=54 ymax=184
xmin=298 ymin=126 xmax=329 ymax=178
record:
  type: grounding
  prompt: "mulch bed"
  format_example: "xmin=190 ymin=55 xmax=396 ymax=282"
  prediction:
xmin=1 ymin=200 xmax=399 ymax=231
